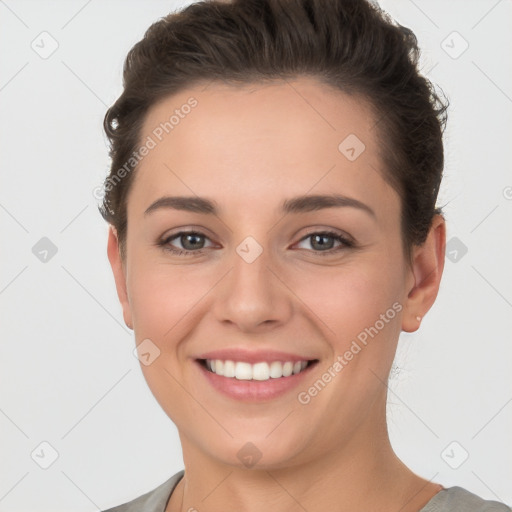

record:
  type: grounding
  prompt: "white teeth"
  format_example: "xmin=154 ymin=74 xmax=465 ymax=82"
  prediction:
xmin=252 ymin=362 xmax=270 ymax=381
xmin=235 ymin=362 xmax=252 ymax=380
xmin=223 ymin=360 xmax=235 ymax=378
xmin=282 ymin=361 xmax=293 ymax=377
xmin=204 ymin=359 xmax=310 ymax=381
xmin=269 ymin=361 xmax=283 ymax=378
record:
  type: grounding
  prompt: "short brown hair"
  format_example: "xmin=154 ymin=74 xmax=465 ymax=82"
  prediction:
xmin=99 ymin=0 xmax=449 ymax=264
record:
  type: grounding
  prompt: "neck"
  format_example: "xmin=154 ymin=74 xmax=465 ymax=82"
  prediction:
xmin=166 ymin=415 xmax=442 ymax=512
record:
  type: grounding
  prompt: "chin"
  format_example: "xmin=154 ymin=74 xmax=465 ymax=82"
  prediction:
xmin=206 ymin=433 xmax=309 ymax=471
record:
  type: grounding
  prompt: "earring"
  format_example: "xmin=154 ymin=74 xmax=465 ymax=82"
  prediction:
xmin=416 ymin=315 xmax=422 ymax=323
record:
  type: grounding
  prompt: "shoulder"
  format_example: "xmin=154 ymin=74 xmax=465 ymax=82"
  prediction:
xmin=421 ymin=486 xmax=511 ymax=512
xmin=101 ymin=470 xmax=184 ymax=512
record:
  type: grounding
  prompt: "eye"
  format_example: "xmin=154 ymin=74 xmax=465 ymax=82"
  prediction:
xmin=294 ymin=230 xmax=354 ymax=255
xmin=158 ymin=231 xmax=214 ymax=256
xmin=157 ymin=229 xmax=355 ymax=257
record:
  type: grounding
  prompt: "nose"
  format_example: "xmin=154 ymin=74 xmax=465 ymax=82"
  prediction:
xmin=212 ymin=242 xmax=294 ymax=333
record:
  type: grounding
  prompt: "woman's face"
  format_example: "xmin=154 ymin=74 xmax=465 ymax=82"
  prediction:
xmin=109 ymin=77 xmax=427 ymax=469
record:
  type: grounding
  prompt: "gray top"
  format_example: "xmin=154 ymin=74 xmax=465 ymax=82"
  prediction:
xmin=102 ymin=470 xmax=511 ymax=512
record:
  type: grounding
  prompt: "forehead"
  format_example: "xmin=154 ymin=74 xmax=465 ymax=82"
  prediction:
xmin=129 ymin=77 xmax=398 ymax=222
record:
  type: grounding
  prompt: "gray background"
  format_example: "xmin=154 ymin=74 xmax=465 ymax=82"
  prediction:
xmin=1 ymin=0 xmax=511 ymax=510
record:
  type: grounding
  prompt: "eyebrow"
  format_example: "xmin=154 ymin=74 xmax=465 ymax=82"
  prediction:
xmin=144 ymin=194 xmax=376 ymax=218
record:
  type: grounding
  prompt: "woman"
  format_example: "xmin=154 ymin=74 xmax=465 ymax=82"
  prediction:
xmin=99 ymin=0 xmax=510 ymax=510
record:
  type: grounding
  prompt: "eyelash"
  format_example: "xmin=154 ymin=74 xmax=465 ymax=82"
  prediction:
xmin=157 ymin=230 xmax=355 ymax=257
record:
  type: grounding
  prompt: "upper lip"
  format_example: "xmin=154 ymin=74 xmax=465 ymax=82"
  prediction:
xmin=195 ymin=348 xmax=319 ymax=364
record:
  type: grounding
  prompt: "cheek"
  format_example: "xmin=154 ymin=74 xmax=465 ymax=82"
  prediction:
xmin=126 ymin=258 xmax=213 ymax=422
xmin=319 ymin=262 xmax=401 ymax=312
xmin=127 ymin=251 xmax=217 ymax=352
xmin=291 ymin=254 xmax=405 ymax=361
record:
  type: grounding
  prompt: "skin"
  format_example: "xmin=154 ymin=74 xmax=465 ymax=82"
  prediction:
xmin=107 ymin=77 xmax=446 ymax=512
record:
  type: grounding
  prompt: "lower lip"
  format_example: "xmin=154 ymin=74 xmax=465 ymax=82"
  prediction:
xmin=195 ymin=360 xmax=319 ymax=402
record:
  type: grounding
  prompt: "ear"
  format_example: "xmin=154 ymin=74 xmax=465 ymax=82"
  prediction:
xmin=107 ymin=226 xmax=133 ymax=330
xmin=402 ymin=214 xmax=446 ymax=333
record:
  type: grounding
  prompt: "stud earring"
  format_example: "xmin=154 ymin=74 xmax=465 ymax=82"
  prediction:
xmin=416 ymin=315 xmax=422 ymax=323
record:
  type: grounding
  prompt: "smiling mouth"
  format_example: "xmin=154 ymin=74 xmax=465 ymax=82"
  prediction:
xmin=197 ymin=358 xmax=319 ymax=381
